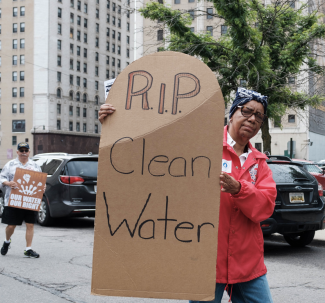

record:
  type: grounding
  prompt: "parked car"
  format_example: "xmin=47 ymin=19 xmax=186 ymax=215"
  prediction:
xmin=291 ymin=159 xmax=325 ymax=195
xmin=267 ymin=155 xmax=292 ymax=161
xmin=32 ymin=153 xmax=98 ymax=226
xmin=261 ymin=160 xmax=325 ymax=247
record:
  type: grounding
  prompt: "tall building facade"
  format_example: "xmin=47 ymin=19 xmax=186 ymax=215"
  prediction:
xmin=0 ymin=0 xmax=133 ymax=167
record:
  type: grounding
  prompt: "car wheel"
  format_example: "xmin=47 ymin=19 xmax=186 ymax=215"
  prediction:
xmin=37 ymin=199 xmax=53 ymax=226
xmin=283 ymin=230 xmax=315 ymax=247
xmin=0 ymin=192 xmax=4 ymax=218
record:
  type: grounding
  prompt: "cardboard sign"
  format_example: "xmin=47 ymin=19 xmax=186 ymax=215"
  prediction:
xmin=92 ymin=51 xmax=225 ymax=301
xmin=8 ymin=168 xmax=47 ymax=212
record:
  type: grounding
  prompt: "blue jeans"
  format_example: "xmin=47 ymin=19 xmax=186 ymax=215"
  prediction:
xmin=190 ymin=274 xmax=273 ymax=303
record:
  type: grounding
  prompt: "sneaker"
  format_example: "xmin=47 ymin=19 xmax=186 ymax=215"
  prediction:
xmin=1 ymin=240 xmax=11 ymax=256
xmin=24 ymin=249 xmax=40 ymax=258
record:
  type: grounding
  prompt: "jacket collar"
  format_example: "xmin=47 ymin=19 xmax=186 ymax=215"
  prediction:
xmin=223 ymin=126 xmax=268 ymax=160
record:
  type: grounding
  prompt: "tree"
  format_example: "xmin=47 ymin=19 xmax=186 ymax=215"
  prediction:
xmin=140 ymin=0 xmax=325 ymax=153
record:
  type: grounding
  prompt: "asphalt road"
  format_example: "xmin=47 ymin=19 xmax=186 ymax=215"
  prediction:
xmin=1 ymin=218 xmax=325 ymax=303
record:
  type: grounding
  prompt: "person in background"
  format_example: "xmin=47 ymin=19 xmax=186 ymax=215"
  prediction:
xmin=98 ymin=87 xmax=277 ymax=303
xmin=1 ymin=143 xmax=43 ymax=258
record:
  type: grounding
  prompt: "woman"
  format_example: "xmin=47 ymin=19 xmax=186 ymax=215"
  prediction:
xmin=99 ymin=87 xmax=277 ymax=303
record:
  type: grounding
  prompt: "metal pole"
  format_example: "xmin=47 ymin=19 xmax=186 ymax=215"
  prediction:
xmin=290 ymin=138 xmax=293 ymax=158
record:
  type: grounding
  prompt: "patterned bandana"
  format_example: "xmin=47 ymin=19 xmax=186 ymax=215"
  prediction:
xmin=229 ymin=87 xmax=268 ymax=118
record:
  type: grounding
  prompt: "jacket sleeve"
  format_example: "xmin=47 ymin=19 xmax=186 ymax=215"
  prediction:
xmin=231 ymin=160 xmax=277 ymax=223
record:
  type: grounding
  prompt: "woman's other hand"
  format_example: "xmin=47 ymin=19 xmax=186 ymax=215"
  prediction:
xmin=99 ymin=104 xmax=116 ymax=124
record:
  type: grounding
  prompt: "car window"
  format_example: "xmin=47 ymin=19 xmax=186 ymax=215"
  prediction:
xmin=64 ymin=159 xmax=98 ymax=179
xmin=268 ymin=164 xmax=314 ymax=183
xmin=303 ymin=164 xmax=323 ymax=174
xmin=33 ymin=158 xmax=63 ymax=176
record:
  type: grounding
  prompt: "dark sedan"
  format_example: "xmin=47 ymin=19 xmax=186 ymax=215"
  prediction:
xmin=261 ymin=160 xmax=325 ymax=247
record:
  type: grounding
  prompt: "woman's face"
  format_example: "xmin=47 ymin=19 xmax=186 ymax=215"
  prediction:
xmin=229 ymin=100 xmax=264 ymax=141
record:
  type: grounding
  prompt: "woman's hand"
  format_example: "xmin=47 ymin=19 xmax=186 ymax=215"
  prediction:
xmin=220 ymin=172 xmax=241 ymax=195
xmin=99 ymin=104 xmax=116 ymax=124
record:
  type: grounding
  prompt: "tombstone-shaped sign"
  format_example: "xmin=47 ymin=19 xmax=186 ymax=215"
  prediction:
xmin=8 ymin=168 xmax=47 ymax=211
xmin=91 ymin=51 xmax=225 ymax=301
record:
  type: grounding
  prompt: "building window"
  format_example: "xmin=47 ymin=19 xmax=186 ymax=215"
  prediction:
xmin=12 ymin=120 xmax=25 ymax=132
xmin=113 ymin=2 xmax=116 ymax=11
xmin=107 ymin=14 xmax=110 ymax=23
xmin=77 ymin=0 xmax=81 ymax=10
xmin=20 ymin=71 xmax=25 ymax=81
xmin=106 ymin=56 xmax=109 ymax=64
xmin=70 ymin=13 xmax=74 ymax=23
xmin=118 ymin=19 xmax=121 ymax=28
xmin=12 ymin=88 xmax=17 ymax=97
xmin=288 ymin=77 xmax=295 ymax=84
xmin=13 ymin=72 xmax=17 ymax=81
xmin=95 ymin=66 xmax=99 ymax=76
xmin=77 ymin=30 xmax=80 ymax=41
xmin=20 ymin=87 xmax=24 ymax=97
xmin=76 ymin=107 xmax=80 ymax=116
xmin=221 ymin=25 xmax=228 ymax=35
xmin=20 ymin=55 xmax=25 ymax=64
xmin=126 ymin=49 xmax=129 ymax=58
xmin=190 ymin=27 xmax=194 ymax=32
xmin=69 ymin=106 xmax=73 ymax=116
xmin=83 ymin=78 xmax=87 ymax=88
xmin=58 ymin=40 xmax=62 ymax=50
xmin=57 ymin=72 xmax=61 ymax=82
xmin=0 ymin=25 xmax=1 ymax=34
xmin=127 ymin=36 xmax=130 ymax=44
xmin=95 ymin=124 xmax=98 ymax=133
xmin=71 ymin=0 xmax=74 ymax=8
xmin=112 ymin=57 xmax=115 ymax=66
xmin=77 ymin=61 xmax=80 ymax=71
xmin=76 ymin=77 xmax=80 ymax=87
xmin=57 ymin=103 xmax=61 ymax=114
xmin=20 ymin=23 xmax=25 ymax=32
xmin=95 ymin=52 xmax=99 ymax=62
xmin=12 ymin=104 xmax=18 ymax=114
xmin=96 ymin=23 xmax=99 ymax=33
xmin=70 ymin=43 xmax=74 ymax=54
xmin=57 ymin=120 xmax=61 ymax=130
xmin=96 ymin=9 xmax=99 ymax=18
xmin=58 ymin=23 xmax=62 ymax=34
xmin=83 ymin=63 xmax=87 ymax=73
xmin=20 ymin=7 xmax=25 ymax=16
xmin=58 ymin=8 xmax=62 ymax=18
xmin=95 ymin=81 xmax=99 ymax=90
xmin=106 ymin=69 xmax=109 ymax=78
xmin=77 ymin=15 xmax=81 ymax=26
xmin=112 ymin=71 xmax=115 ymax=78
xmin=117 ymin=59 xmax=121 ymax=68
xmin=288 ymin=115 xmax=295 ymax=123
xmin=84 ymin=3 xmax=88 ymax=13
xmin=255 ymin=143 xmax=262 ymax=152
xmin=84 ymin=33 xmax=87 ymax=43
xmin=12 ymin=136 xmax=17 ymax=145
xmin=207 ymin=8 xmax=213 ymax=19
xmin=84 ymin=48 xmax=87 ymax=58
xmin=77 ymin=46 xmax=80 ymax=56
xmin=13 ymin=39 xmax=18 ymax=49
xmin=69 ymin=121 xmax=73 ymax=131
xmin=188 ymin=10 xmax=194 ymax=20
xmin=70 ymin=28 xmax=74 ymax=39
xmin=20 ymin=39 xmax=25 ymax=49
xmin=83 ymin=123 xmax=87 ymax=132
xmin=95 ymin=110 xmax=99 ymax=119
xmin=112 ymin=44 xmax=115 ymax=53
xmin=13 ymin=23 xmax=18 ymax=33
xmin=95 ymin=96 xmax=99 ymax=105
xmin=174 ymin=0 xmax=180 ymax=4
xmin=290 ymin=1 xmax=295 ymax=9
xmin=188 ymin=0 xmax=195 ymax=2
xmin=207 ymin=26 xmax=213 ymax=36
xmin=83 ymin=93 xmax=87 ymax=102
xmin=118 ymin=32 xmax=121 ymax=41
xmin=69 ymin=75 xmax=73 ymax=85
xmin=96 ymin=37 xmax=99 ymax=47
xmin=274 ymin=116 xmax=281 ymax=128
xmin=118 ymin=46 xmax=121 ymax=55
xmin=13 ymin=7 xmax=18 ymax=17
xmin=76 ymin=122 xmax=80 ymax=132
xmin=76 ymin=91 xmax=80 ymax=101
xmin=57 ymin=88 xmax=62 ymax=98
xmin=20 ymin=103 xmax=24 ymax=113
xmin=83 ymin=108 xmax=87 ymax=117
xmin=127 ymin=22 xmax=130 ymax=31
xmin=112 ymin=16 xmax=115 ymax=25
xmin=107 ymin=0 xmax=110 ymax=9
xmin=57 ymin=56 xmax=61 ymax=66
xmin=70 ymin=59 xmax=74 ymax=70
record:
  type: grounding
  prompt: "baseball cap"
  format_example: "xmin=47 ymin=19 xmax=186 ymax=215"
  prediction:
xmin=17 ymin=142 xmax=30 ymax=150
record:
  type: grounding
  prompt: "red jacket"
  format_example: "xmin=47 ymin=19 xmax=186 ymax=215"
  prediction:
xmin=216 ymin=126 xmax=277 ymax=284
